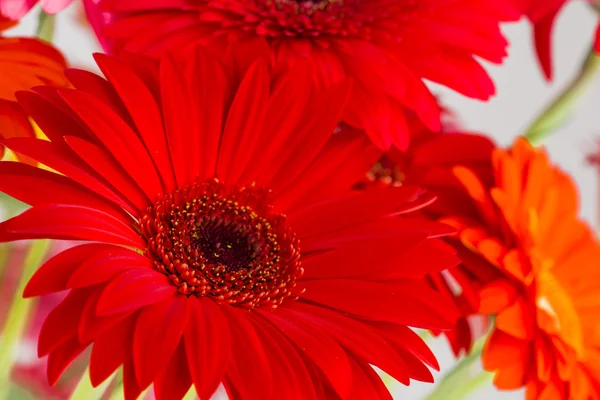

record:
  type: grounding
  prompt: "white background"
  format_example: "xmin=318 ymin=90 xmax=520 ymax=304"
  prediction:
xmin=7 ymin=1 xmax=600 ymax=399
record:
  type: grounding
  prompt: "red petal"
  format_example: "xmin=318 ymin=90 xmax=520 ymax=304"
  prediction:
xmin=15 ymin=90 xmax=90 ymax=144
xmin=123 ymin=361 xmax=144 ymax=400
xmin=154 ymin=341 xmax=193 ymax=400
xmin=64 ymin=135 xmax=151 ymax=212
xmin=349 ymin=356 xmax=393 ymax=399
xmin=249 ymin=313 xmax=318 ymax=400
xmin=221 ymin=306 xmax=272 ymax=400
xmin=94 ymin=54 xmax=176 ymax=192
xmin=533 ymin=13 xmax=559 ymax=81
xmin=47 ymin=337 xmax=89 ymax=386
xmin=78 ymin=287 xmax=133 ymax=342
xmin=274 ymin=128 xmax=381 ymax=211
xmin=301 ymin=279 xmax=459 ymax=330
xmin=0 ymin=204 xmax=143 ymax=247
xmin=301 ymin=232 xmax=427 ymax=280
xmin=184 ymin=297 xmax=230 ymax=400
xmin=2 ymin=137 xmax=137 ymax=214
xmin=38 ymin=289 xmax=88 ymax=357
xmin=217 ymin=60 xmax=269 ymax=184
xmin=89 ymin=314 xmax=137 ymax=386
xmin=288 ymin=186 xmax=430 ymax=238
xmin=24 ymin=243 xmax=117 ymax=297
xmin=288 ymin=301 xmax=411 ymax=385
xmin=59 ymin=88 xmax=164 ymax=199
xmin=159 ymin=54 xmax=194 ymax=188
xmin=375 ymin=238 xmax=460 ymax=280
xmin=64 ymin=68 xmax=132 ymax=123
xmin=0 ymin=162 xmax=127 ymax=219
xmin=262 ymin=308 xmax=352 ymax=398
xmin=258 ymin=81 xmax=352 ymax=192
xmin=96 ymin=269 xmax=176 ymax=315
xmin=67 ymin=247 xmax=152 ymax=289
xmin=185 ymin=46 xmax=229 ymax=182
xmin=133 ymin=295 xmax=189 ymax=387
xmin=237 ymin=62 xmax=312 ymax=185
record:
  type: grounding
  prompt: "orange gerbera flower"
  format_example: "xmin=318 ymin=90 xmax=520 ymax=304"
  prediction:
xmin=442 ymin=138 xmax=600 ymax=398
xmin=0 ymin=17 xmax=67 ymax=101
xmin=0 ymin=16 xmax=67 ymax=161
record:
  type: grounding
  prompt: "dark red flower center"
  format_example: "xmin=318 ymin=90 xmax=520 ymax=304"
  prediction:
xmin=366 ymin=155 xmax=405 ymax=187
xmin=207 ymin=0 xmax=372 ymax=38
xmin=140 ymin=179 xmax=303 ymax=309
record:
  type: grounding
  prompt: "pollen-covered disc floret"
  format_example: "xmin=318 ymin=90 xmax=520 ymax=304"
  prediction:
xmin=141 ymin=179 xmax=303 ymax=309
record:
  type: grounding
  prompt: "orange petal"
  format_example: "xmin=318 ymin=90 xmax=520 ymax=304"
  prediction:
xmin=492 ymin=363 xmax=529 ymax=390
xmin=479 ymin=279 xmax=517 ymax=314
xmin=534 ymin=338 xmax=552 ymax=382
xmin=482 ymin=330 xmax=531 ymax=371
xmin=477 ymin=237 xmax=507 ymax=267
xmin=453 ymin=165 xmax=499 ymax=228
xmin=0 ymin=37 xmax=68 ymax=101
xmin=0 ymin=98 xmax=35 ymax=164
xmin=502 ymin=249 xmax=533 ymax=284
xmin=496 ymin=297 xmax=535 ymax=340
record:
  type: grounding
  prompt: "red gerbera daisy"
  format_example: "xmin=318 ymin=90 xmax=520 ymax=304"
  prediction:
xmin=0 ymin=46 xmax=461 ymax=399
xmin=360 ymin=114 xmax=499 ymax=356
xmin=82 ymin=0 xmax=518 ymax=150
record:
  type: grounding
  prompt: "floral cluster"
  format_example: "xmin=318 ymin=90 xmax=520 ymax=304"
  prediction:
xmin=0 ymin=0 xmax=599 ymax=399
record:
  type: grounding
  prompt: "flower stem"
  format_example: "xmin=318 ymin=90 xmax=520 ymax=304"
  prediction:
xmin=69 ymin=368 xmax=113 ymax=400
xmin=524 ymin=46 xmax=600 ymax=145
xmin=423 ymin=336 xmax=491 ymax=400
xmin=0 ymin=240 xmax=51 ymax=399
xmin=36 ymin=11 xmax=55 ymax=42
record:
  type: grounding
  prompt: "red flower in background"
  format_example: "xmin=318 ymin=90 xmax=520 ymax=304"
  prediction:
xmin=0 ymin=0 xmax=74 ymax=20
xmin=82 ymin=0 xmax=518 ymax=150
xmin=0 ymin=46 xmax=461 ymax=399
xmin=368 ymin=115 xmax=600 ymax=397
xmin=359 ymin=112 xmax=499 ymax=356
xmin=511 ymin=0 xmax=600 ymax=79
xmin=0 ymin=16 xmax=67 ymax=162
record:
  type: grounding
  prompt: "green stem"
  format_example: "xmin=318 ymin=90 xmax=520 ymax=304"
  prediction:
xmin=36 ymin=11 xmax=55 ymax=42
xmin=0 ymin=240 xmax=51 ymax=399
xmin=524 ymin=46 xmax=600 ymax=145
xmin=423 ymin=336 xmax=490 ymax=400
xmin=69 ymin=368 xmax=113 ymax=400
